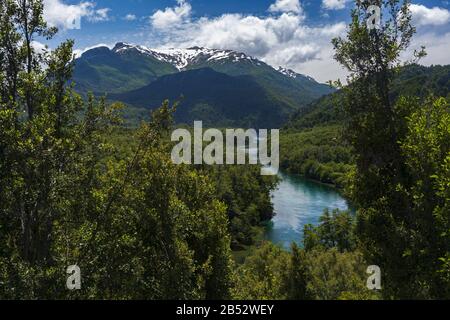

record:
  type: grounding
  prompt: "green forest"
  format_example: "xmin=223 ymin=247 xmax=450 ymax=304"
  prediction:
xmin=0 ymin=0 xmax=449 ymax=300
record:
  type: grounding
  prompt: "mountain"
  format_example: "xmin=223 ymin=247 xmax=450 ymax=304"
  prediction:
xmin=110 ymin=68 xmax=294 ymax=128
xmin=147 ymin=45 xmax=333 ymax=107
xmin=72 ymin=42 xmax=335 ymax=127
xmin=285 ymin=64 xmax=450 ymax=130
xmin=72 ymin=44 xmax=178 ymax=94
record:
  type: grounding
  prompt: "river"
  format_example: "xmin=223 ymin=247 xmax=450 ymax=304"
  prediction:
xmin=264 ymin=172 xmax=352 ymax=250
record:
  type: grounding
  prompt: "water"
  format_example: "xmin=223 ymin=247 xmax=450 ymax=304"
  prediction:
xmin=264 ymin=172 xmax=351 ymax=250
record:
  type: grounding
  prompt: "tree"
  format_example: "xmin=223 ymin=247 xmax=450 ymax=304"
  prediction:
xmin=399 ymin=96 xmax=450 ymax=298
xmin=232 ymin=242 xmax=289 ymax=300
xmin=303 ymin=209 xmax=356 ymax=252
xmin=332 ymin=0 xmax=448 ymax=298
xmin=0 ymin=0 xmax=234 ymax=299
xmin=284 ymin=243 xmax=309 ymax=300
xmin=304 ymin=248 xmax=377 ymax=300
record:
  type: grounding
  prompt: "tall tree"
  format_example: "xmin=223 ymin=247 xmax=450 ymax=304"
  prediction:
xmin=332 ymin=0 xmax=448 ymax=298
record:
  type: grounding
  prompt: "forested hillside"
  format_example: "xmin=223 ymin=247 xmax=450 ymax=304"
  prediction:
xmin=110 ymin=68 xmax=295 ymax=128
xmin=260 ymin=0 xmax=450 ymax=300
xmin=287 ymin=64 xmax=450 ymax=131
xmin=1 ymin=0 xmax=449 ymax=301
xmin=280 ymin=64 xmax=450 ymax=187
xmin=0 ymin=2 xmax=275 ymax=299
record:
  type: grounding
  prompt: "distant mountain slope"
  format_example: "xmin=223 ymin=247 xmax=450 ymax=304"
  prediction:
xmin=73 ymin=44 xmax=178 ymax=94
xmin=152 ymin=45 xmax=333 ymax=106
xmin=72 ymin=42 xmax=335 ymax=126
xmin=390 ymin=64 xmax=450 ymax=99
xmin=286 ymin=64 xmax=450 ymax=130
xmin=110 ymin=68 xmax=294 ymax=128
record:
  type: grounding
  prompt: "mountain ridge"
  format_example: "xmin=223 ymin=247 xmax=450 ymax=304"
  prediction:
xmin=285 ymin=63 xmax=450 ymax=130
xmin=72 ymin=42 xmax=335 ymax=127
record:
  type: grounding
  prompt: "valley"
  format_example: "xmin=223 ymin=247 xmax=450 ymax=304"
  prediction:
xmin=72 ymin=45 xmax=450 ymax=262
xmin=72 ymin=42 xmax=334 ymax=127
xmin=1 ymin=0 xmax=449 ymax=300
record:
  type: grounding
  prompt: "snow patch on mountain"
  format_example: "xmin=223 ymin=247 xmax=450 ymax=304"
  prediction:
xmin=277 ymin=66 xmax=316 ymax=82
xmin=277 ymin=67 xmax=298 ymax=78
xmin=112 ymin=42 xmax=262 ymax=70
xmin=108 ymin=42 xmax=318 ymax=82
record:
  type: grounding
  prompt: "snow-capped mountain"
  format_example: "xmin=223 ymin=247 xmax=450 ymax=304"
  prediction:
xmin=73 ymin=42 xmax=335 ymax=127
xmin=112 ymin=42 xmax=263 ymax=71
xmin=110 ymin=43 xmax=323 ymax=86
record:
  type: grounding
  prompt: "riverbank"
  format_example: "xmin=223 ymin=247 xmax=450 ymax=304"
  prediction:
xmin=232 ymin=171 xmax=352 ymax=263
xmin=280 ymin=125 xmax=354 ymax=188
xmin=266 ymin=172 xmax=351 ymax=250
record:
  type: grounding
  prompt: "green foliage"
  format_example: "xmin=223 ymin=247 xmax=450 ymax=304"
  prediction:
xmin=280 ymin=125 xmax=354 ymax=187
xmin=399 ymin=97 xmax=450 ymax=297
xmin=103 ymin=127 xmax=278 ymax=251
xmin=303 ymin=209 xmax=356 ymax=252
xmin=0 ymin=1 xmax=234 ymax=299
xmin=284 ymin=243 xmax=308 ymax=300
xmin=235 ymin=210 xmax=379 ymax=300
xmin=235 ymin=245 xmax=378 ymax=300
xmin=203 ymin=165 xmax=277 ymax=249
xmin=303 ymin=248 xmax=377 ymax=300
xmin=332 ymin=0 xmax=450 ymax=299
xmin=232 ymin=242 xmax=290 ymax=300
xmin=299 ymin=210 xmax=378 ymax=300
xmin=296 ymin=210 xmax=375 ymax=300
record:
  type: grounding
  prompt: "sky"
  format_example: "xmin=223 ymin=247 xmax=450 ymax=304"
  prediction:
xmin=41 ymin=0 xmax=450 ymax=82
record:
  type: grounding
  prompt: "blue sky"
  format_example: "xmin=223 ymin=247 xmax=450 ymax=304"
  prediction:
xmin=42 ymin=0 xmax=450 ymax=82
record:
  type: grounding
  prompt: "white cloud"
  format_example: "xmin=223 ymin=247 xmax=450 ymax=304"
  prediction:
xmin=88 ymin=8 xmax=111 ymax=22
xmin=43 ymin=0 xmax=110 ymax=29
xmin=124 ymin=14 xmax=137 ymax=21
xmin=150 ymin=0 xmax=192 ymax=29
xmin=146 ymin=0 xmax=347 ymax=82
xmin=322 ymin=0 xmax=349 ymax=10
xmin=410 ymin=4 xmax=450 ymax=26
xmin=295 ymin=46 xmax=349 ymax=83
xmin=101 ymin=0 xmax=447 ymax=83
xmin=31 ymin=41 xmax=48 ymax=54
xmin=402 ymin=31 xmax=450 ymax=67
xmin=268 ymin=0 xmax=302 ymax=14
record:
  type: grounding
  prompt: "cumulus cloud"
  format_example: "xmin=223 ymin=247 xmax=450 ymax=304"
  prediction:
xmin=400 ymin=30 xmax=450 ymax=68
xmin=88 ymin=8 xmax=111 ymax=22
xmin=410 ymin=4 xmax=450 ymax=26
xmin=268 ymin=0 xmax=302 ymax=14
xmin=322 ymin=0 xmax=349 ymax=10
xmin=139 ymin=0 xmax=450 ymax=82
xmin=150 ymin=0 xmax=192 ymax=29
xmin=145 ymin=0 xmax=349 ymax=82
xmin=31 ymin=41 xmax=48 ymax=55
xmin=124 ymin=14 xmax=137 ymax=21
xmin=43 ymin=0 xmax=110 ymax=29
